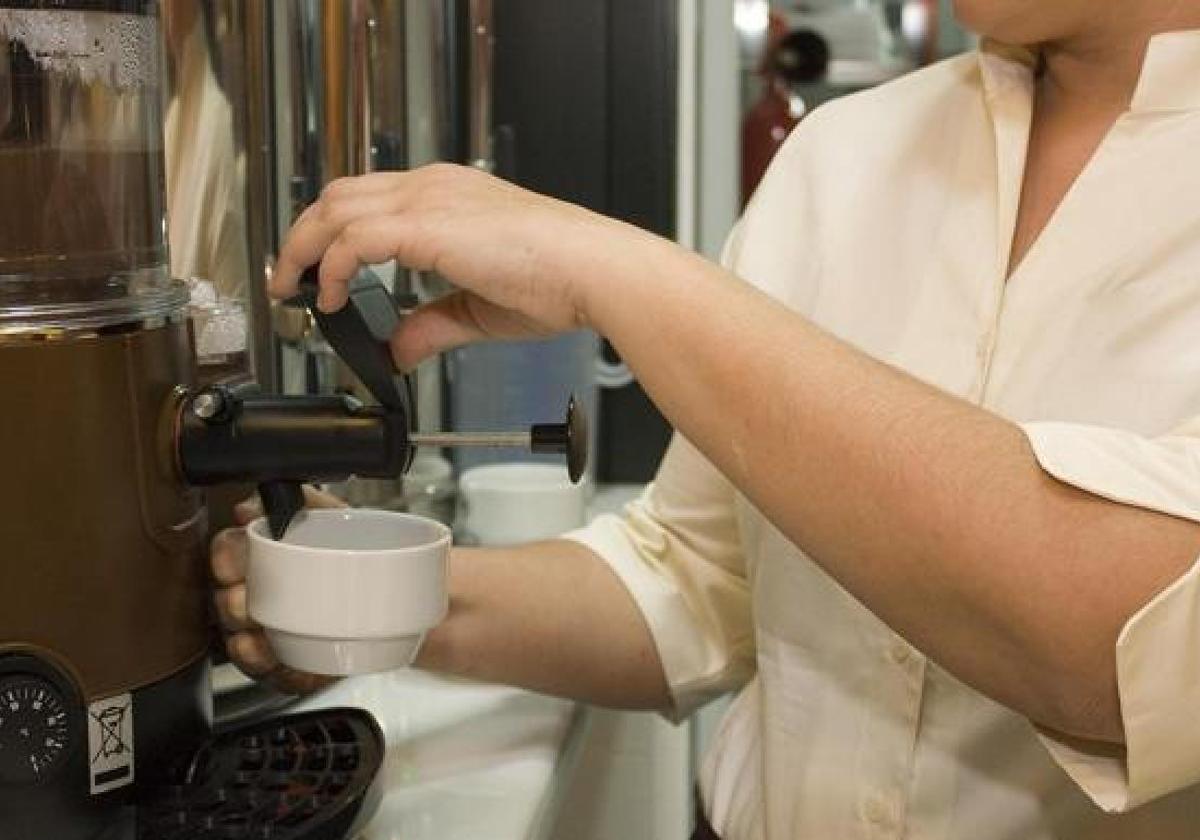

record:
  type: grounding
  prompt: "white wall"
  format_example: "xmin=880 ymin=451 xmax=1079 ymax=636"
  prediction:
xmin=696 ymin=0 xmax=741 ymax=260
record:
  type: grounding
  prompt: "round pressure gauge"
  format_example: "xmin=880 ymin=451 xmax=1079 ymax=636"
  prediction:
xmin=0 ymin=675 xmax=72 ymax=785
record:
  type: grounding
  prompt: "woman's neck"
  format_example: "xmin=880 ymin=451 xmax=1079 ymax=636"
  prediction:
xmin=1039 ymin=5 xmax=1200 ymax=114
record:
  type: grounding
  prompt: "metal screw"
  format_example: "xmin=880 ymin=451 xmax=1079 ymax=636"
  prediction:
xmin=192 ymin=390 xmax=225 ymax=421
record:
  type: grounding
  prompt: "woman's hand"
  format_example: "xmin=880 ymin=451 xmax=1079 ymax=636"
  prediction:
xmin=210 ymin=487 xmax=345 ymax=695
xmin=269 ymin=163 xmax=661 ymax=370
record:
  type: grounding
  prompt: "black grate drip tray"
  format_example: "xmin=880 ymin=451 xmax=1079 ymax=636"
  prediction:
xmin=138 ymin=708 xmax=384 ymax=840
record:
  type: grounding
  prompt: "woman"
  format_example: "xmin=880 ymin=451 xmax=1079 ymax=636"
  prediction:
xmin=213 ymin=1 xmax=1200 ymax=837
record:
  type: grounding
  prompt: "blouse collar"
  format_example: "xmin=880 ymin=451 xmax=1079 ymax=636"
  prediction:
xmin=977 ymin=29 xmax=1200 ymax=114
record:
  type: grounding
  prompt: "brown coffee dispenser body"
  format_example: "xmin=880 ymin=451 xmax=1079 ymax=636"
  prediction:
xmin=0 ymin=3 xmax=210 ymax=837
xmin=0 ymin=3 xmax=585 ymax=836
xmin=0 ymin=321 xmax=212 ymax=840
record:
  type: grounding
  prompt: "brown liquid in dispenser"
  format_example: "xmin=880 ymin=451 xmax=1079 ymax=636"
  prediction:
xmin=0 ymin=33 xmax=167 ymax=284
xmin=0 ymin=148 xmax=165 ymax=274
xmin=0 ymin=8 xmax=211 ymax=838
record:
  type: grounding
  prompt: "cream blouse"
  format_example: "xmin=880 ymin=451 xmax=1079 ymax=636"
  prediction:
xmin=569 ymin=31 xmax=1200 ymax=840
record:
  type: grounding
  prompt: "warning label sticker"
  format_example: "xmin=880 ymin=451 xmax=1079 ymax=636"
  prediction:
xmin=87 ymin=692 xmax=134 ymax=795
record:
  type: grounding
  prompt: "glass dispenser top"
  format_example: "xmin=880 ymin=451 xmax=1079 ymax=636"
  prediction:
xmin=0 ymin=2 xmax=185 ymax=332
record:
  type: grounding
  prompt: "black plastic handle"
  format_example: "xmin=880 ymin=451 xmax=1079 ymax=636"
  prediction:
xmin=290 ymin=266 xmax=410 ymax=412
xmin=255 ymin=266 xmax=414 ymax=539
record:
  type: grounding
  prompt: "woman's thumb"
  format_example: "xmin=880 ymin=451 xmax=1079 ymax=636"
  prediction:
xmin=389 ymin=291 xmax=491 ymax=371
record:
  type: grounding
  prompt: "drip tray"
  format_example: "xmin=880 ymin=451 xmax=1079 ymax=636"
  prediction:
xmin=138 ymin=708 xmax=384 ymax=840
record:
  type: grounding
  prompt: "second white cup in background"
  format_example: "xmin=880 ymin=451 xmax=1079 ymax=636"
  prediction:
xmin=456 ymin=462 xmax=588 ymax=546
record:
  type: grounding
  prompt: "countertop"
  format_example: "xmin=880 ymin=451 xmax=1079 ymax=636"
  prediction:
xmin=294 ymin=667 xmax=587 ymax=840
xmin=290 ymin=484 xmax=645 ymax=840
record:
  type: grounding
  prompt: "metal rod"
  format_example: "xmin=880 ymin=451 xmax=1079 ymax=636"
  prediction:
xmin=468 ymin=0 xmax=494 ymax=170
xmin=241 ymin=0 xmax=280 ymax=392
xmin=409 ymin=431 xmax=533 ymax=448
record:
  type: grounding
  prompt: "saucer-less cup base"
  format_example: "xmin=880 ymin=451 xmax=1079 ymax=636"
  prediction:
xmin=264 ymin=630 xmax=427 ymax=675
xmin=246 ymin=509 xmax=451 ymax=676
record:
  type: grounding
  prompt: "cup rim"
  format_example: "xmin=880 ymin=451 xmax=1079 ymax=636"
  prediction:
xmin=458 ymin=461 xmax=582 ymax=493
xmin=246 ymin=508 xmax=452 ymax=556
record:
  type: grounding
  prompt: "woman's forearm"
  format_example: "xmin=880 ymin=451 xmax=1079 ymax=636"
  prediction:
xmin=588 ymin=238 xmax=1200 ymax=742
xmin=268 ymin=165 xmax=1200 ymax=741
xmin=416 ymin=540 xmax=671 ymax=711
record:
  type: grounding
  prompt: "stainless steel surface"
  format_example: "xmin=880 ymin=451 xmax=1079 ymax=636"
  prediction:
xmin=425 ymin=0 xmax=455 ymax=163
xmin=239 ymin=0 xmax=280 ymax=392
xmin=161 ymin=0 xmax=278 ymax=389
xmin=319 ymin=0 xmax=368 ymax=181
xmin=275 ymin=0 xmax=419 ymax=509
xmin=411 ymin=430 xmax=534 ymax=448
xmin=468 ymin=0 xmax=495 ymax=170
xmin=371 ymin=0 xmax=409 ymax=170
xmin=278 ymin=0 xmax=321 ymax=219
xmin=304 ymin=0 xmax=409 ymax=186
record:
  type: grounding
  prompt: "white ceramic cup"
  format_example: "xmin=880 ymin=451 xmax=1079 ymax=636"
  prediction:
xmin=246 ymin=509 xmax=451 ymax=676
xmin=457 ymin=462 xmax=587 ymax=546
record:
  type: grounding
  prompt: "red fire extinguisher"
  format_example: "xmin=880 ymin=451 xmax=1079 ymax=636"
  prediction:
xmin=741 ymin=28 xmax=830 ymax=205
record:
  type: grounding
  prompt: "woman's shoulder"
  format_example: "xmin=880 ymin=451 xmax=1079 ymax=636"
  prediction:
xmin=732 ymin=53 xmax=986 ymax=305
xmin=798 ymin=52 xmax=981 ymax=147
xmin=753 ymin=51 xmax=985 ymax=210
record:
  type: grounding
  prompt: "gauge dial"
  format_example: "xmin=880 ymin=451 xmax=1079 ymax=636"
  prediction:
xmin=0 ymin=676 xmax=72 ymax=784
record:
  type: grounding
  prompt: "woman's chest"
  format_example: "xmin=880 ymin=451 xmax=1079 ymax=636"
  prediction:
xmin=806 ymin=113 xmax=1200 ymax=435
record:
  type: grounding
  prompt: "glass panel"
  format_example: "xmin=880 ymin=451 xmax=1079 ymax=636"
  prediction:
xmin=0 ymin=3 xmax=180 ymax=330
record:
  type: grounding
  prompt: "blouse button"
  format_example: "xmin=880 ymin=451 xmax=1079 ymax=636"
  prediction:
xmin=977 ymin=332 xmax=992 ymax=361
xmin=864 ymin=794 xmax=896 ymax=828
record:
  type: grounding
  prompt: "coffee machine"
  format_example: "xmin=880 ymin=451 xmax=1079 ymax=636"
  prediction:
xmin=0 ymin=2 xmax=212 ymax=837
xmin=0 ymin=2 xmax=582 ymax=838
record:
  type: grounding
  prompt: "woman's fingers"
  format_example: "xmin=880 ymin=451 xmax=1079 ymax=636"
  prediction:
xmin=217 ymin=490 xmax=346 ymax=629
xmin=210 ymin=528 xmax=248 ymax=586
xmin=389 ymin=290 xmax=554 ymax=370
xmin=270 ymin=161 xmax=601 ymax=359
xmin=213 ymin=585 xmax=254 ymax=632
xmin=315 ymin=216 xmax=419 ymax=312
xmin=271 ymin=173 xmax=421 ymax=302
xmin=302 ymin=485 xmax=349 ymax=509
xmin=388 ymin=291 xmax=496 ymax=371
xmin=227 ymin=631 xmax=278 ymax=677
xmin=218 ymin=490 xmax=347 ymax=698
xmin=233 ymin=497 xmax=262 ymax=527
xmin=226 ymin=632 xmax=335 ymax=696
xmin=270 ymin=668 xmax=337 ymax=697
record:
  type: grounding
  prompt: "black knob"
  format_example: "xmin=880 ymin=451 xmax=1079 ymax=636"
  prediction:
xmin=530 ymin=394 xmax=588 ymax=483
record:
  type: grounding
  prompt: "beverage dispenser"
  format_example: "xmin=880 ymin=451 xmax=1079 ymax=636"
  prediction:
xmin=0 ymin=3 xmax=210 ymax=836
xmin=0 ymin=4 xmax=585 ymax=837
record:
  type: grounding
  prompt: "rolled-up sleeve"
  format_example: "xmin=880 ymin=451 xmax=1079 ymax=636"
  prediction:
xmin=1021 ymin=419 xmax=1200 ymax=811
xmin=564 ymin=433 xmax=755 ymax=721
